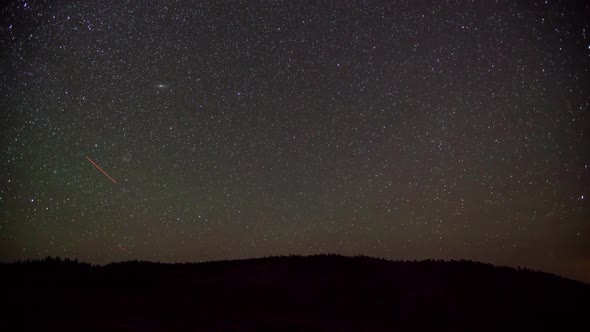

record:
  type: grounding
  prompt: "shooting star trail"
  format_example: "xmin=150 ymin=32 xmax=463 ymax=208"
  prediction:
xmin=86 ymin=156 xmax=117 ymax=184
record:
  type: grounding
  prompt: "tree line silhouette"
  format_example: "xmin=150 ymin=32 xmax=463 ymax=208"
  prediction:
xmin=2 ymin=254 xmax=589 ymax=331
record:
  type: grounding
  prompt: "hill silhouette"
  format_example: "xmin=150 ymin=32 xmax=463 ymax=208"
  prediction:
xmin=2 ymin=255 xmax=589 ymax=331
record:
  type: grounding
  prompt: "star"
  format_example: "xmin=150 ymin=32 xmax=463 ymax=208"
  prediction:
xmin=1 ymin=0 xmax=588 ymax=283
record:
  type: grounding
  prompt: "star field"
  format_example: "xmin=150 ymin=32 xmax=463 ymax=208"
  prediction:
xmin=1 ymin=1 xmax=589 ymax=281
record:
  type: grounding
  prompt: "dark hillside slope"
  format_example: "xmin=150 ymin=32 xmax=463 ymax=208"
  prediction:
xmin=2 ymin=255 xmax=589 ymax=331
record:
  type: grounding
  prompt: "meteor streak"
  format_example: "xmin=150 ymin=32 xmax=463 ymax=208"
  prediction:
xmin=86 ymin=156 xmax=117 ymax=184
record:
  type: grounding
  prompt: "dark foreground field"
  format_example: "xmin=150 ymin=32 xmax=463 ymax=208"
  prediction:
xmin=2 ymin=255 xmax=589 ymax=331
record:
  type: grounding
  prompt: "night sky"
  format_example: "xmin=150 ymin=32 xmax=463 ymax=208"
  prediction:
xmin=1 ymin=1 xmax=589 ymax=281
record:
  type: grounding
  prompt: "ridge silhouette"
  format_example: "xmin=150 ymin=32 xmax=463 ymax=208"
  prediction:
xmin=3 ymin=254 xmax=589 ymax=331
